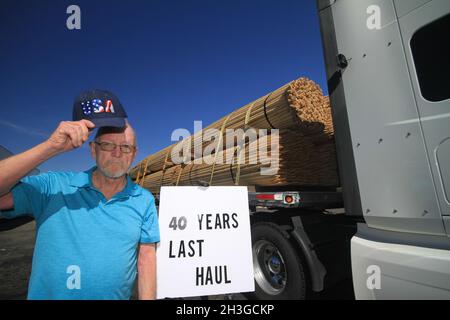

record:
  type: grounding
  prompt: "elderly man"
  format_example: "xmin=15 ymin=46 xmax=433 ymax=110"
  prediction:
xmin=0 ymin=90 xmax=159 ymax=300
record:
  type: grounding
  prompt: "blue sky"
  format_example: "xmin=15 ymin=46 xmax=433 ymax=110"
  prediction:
xmin=0 ymin=0 xmax=328 ymax=173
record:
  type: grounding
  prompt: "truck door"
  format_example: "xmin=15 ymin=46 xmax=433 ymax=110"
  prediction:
xmin=319 ymin=0 xmax=447 ymax=235
xmin=395 ymin=0 xmax=450 ymax=234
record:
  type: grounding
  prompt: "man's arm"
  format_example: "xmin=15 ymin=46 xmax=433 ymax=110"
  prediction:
xmin=0 ymin=192 xmax=14 ymax=211
xmin=137 ymin=243 xmax=157 ymax=300
xmin=0 ymin=120 xmax=95 ymax=197
xmin=0 ymin=142 xmax=59 ymax=198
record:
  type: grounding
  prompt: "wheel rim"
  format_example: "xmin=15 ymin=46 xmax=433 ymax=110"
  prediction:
xmin=253 ymin=239 xmax=287 ymax=295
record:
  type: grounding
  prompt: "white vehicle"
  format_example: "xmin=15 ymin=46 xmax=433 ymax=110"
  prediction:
xmin=0 ymin=146 xmax=39 ymax=231
xmin=246 ymin=0 xmax=450 ymax=300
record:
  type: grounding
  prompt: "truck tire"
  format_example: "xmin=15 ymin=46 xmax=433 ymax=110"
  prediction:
xmin=247 ymin=222 xmax=306 ymax=300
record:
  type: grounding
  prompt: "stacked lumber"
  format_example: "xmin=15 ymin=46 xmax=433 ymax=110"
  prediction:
xmin=130 ymin=77 xmax=339 ymax=195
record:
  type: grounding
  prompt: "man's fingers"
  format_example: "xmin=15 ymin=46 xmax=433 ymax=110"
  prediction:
xmin=69 ymin=131 xmax=80 ymax=148
xmin=71 ymin=122 xmax=93 ymax=146
xmin=59 ymin=125 xmax=79 ymax=149
xmin=74 ymin=124 xmax=85 ymax=146
xmin=51 ymin=120 xmax=96 ymax=151
xmin=81 ymin=119 xmax=96 ymax=130
xmin=77 ymin=122 xmax=90 ymax=142
xmin=65 ymin=123 xmax=84 ymax=148
xmin=78 ymin=120 xmax=95 ymax=142
xmin=48 ymin=120 xmax=93 ymax=153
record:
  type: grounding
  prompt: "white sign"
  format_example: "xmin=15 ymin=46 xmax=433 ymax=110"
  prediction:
xmin=156 ymin=186 xmax=254 ymax=299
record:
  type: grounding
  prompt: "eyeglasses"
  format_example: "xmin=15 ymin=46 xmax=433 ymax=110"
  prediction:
xmin=92 ymin=141 xmax=136 ymax=154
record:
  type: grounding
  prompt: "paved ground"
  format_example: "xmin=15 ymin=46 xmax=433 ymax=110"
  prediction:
xmin=0 ymin=220 xmax=354 ymax=300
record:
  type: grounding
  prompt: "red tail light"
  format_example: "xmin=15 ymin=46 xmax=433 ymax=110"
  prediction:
xmin=256 ymin=194 xmax=275 ymax=200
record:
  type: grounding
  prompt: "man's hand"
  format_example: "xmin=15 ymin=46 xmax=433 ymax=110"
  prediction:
xmin=46 ymin=120 xmax=95 ymax=153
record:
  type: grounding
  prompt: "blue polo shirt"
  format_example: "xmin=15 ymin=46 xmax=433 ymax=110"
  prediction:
xmin=0 ymin=167 xmax=160 ymax=300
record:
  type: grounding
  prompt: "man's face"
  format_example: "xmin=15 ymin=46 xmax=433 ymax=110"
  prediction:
xmin=90 ymin=127 xmax=137 ymax=179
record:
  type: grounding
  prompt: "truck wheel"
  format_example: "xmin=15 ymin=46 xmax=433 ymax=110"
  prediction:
xmin=247 ymin=222 xmax=306 ymax=300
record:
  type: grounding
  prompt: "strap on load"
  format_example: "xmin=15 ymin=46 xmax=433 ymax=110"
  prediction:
xmin=139 ymin=159 xmax=150 ymax=187
xmin=160 ymin=150 xmax=171 ymax=186
xmin=175 ymin=164 xmax=186 ymax=186
xmin=135 ymin=162 xmax=143 ymax=184
xmin=234 ymin=101 xmax=256 ymax=185
xmin=209 ymin=114 xmax=231 ymax=186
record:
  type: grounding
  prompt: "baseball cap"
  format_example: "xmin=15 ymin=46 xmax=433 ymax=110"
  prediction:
xmin=73 ymin=89 xmax=128 ymax=128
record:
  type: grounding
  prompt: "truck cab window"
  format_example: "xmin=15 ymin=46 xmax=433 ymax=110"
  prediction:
xmin=410 ymin=13 xmax=450 ymax=102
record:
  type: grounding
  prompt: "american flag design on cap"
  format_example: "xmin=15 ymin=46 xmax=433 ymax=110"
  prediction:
xmin=81 ymin=99 xmax=115 ymax=115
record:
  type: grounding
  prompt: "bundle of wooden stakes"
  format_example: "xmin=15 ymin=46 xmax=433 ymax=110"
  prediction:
xmin=129 ymin=77 xmax=339 ymax=196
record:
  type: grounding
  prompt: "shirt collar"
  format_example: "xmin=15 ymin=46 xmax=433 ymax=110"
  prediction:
xmin=70 ymin=166 xmax=142 ymax=197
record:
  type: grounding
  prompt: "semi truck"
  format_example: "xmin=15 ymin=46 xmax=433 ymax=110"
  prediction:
xmin=244 ymin=0 xmax=450 ymax=299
